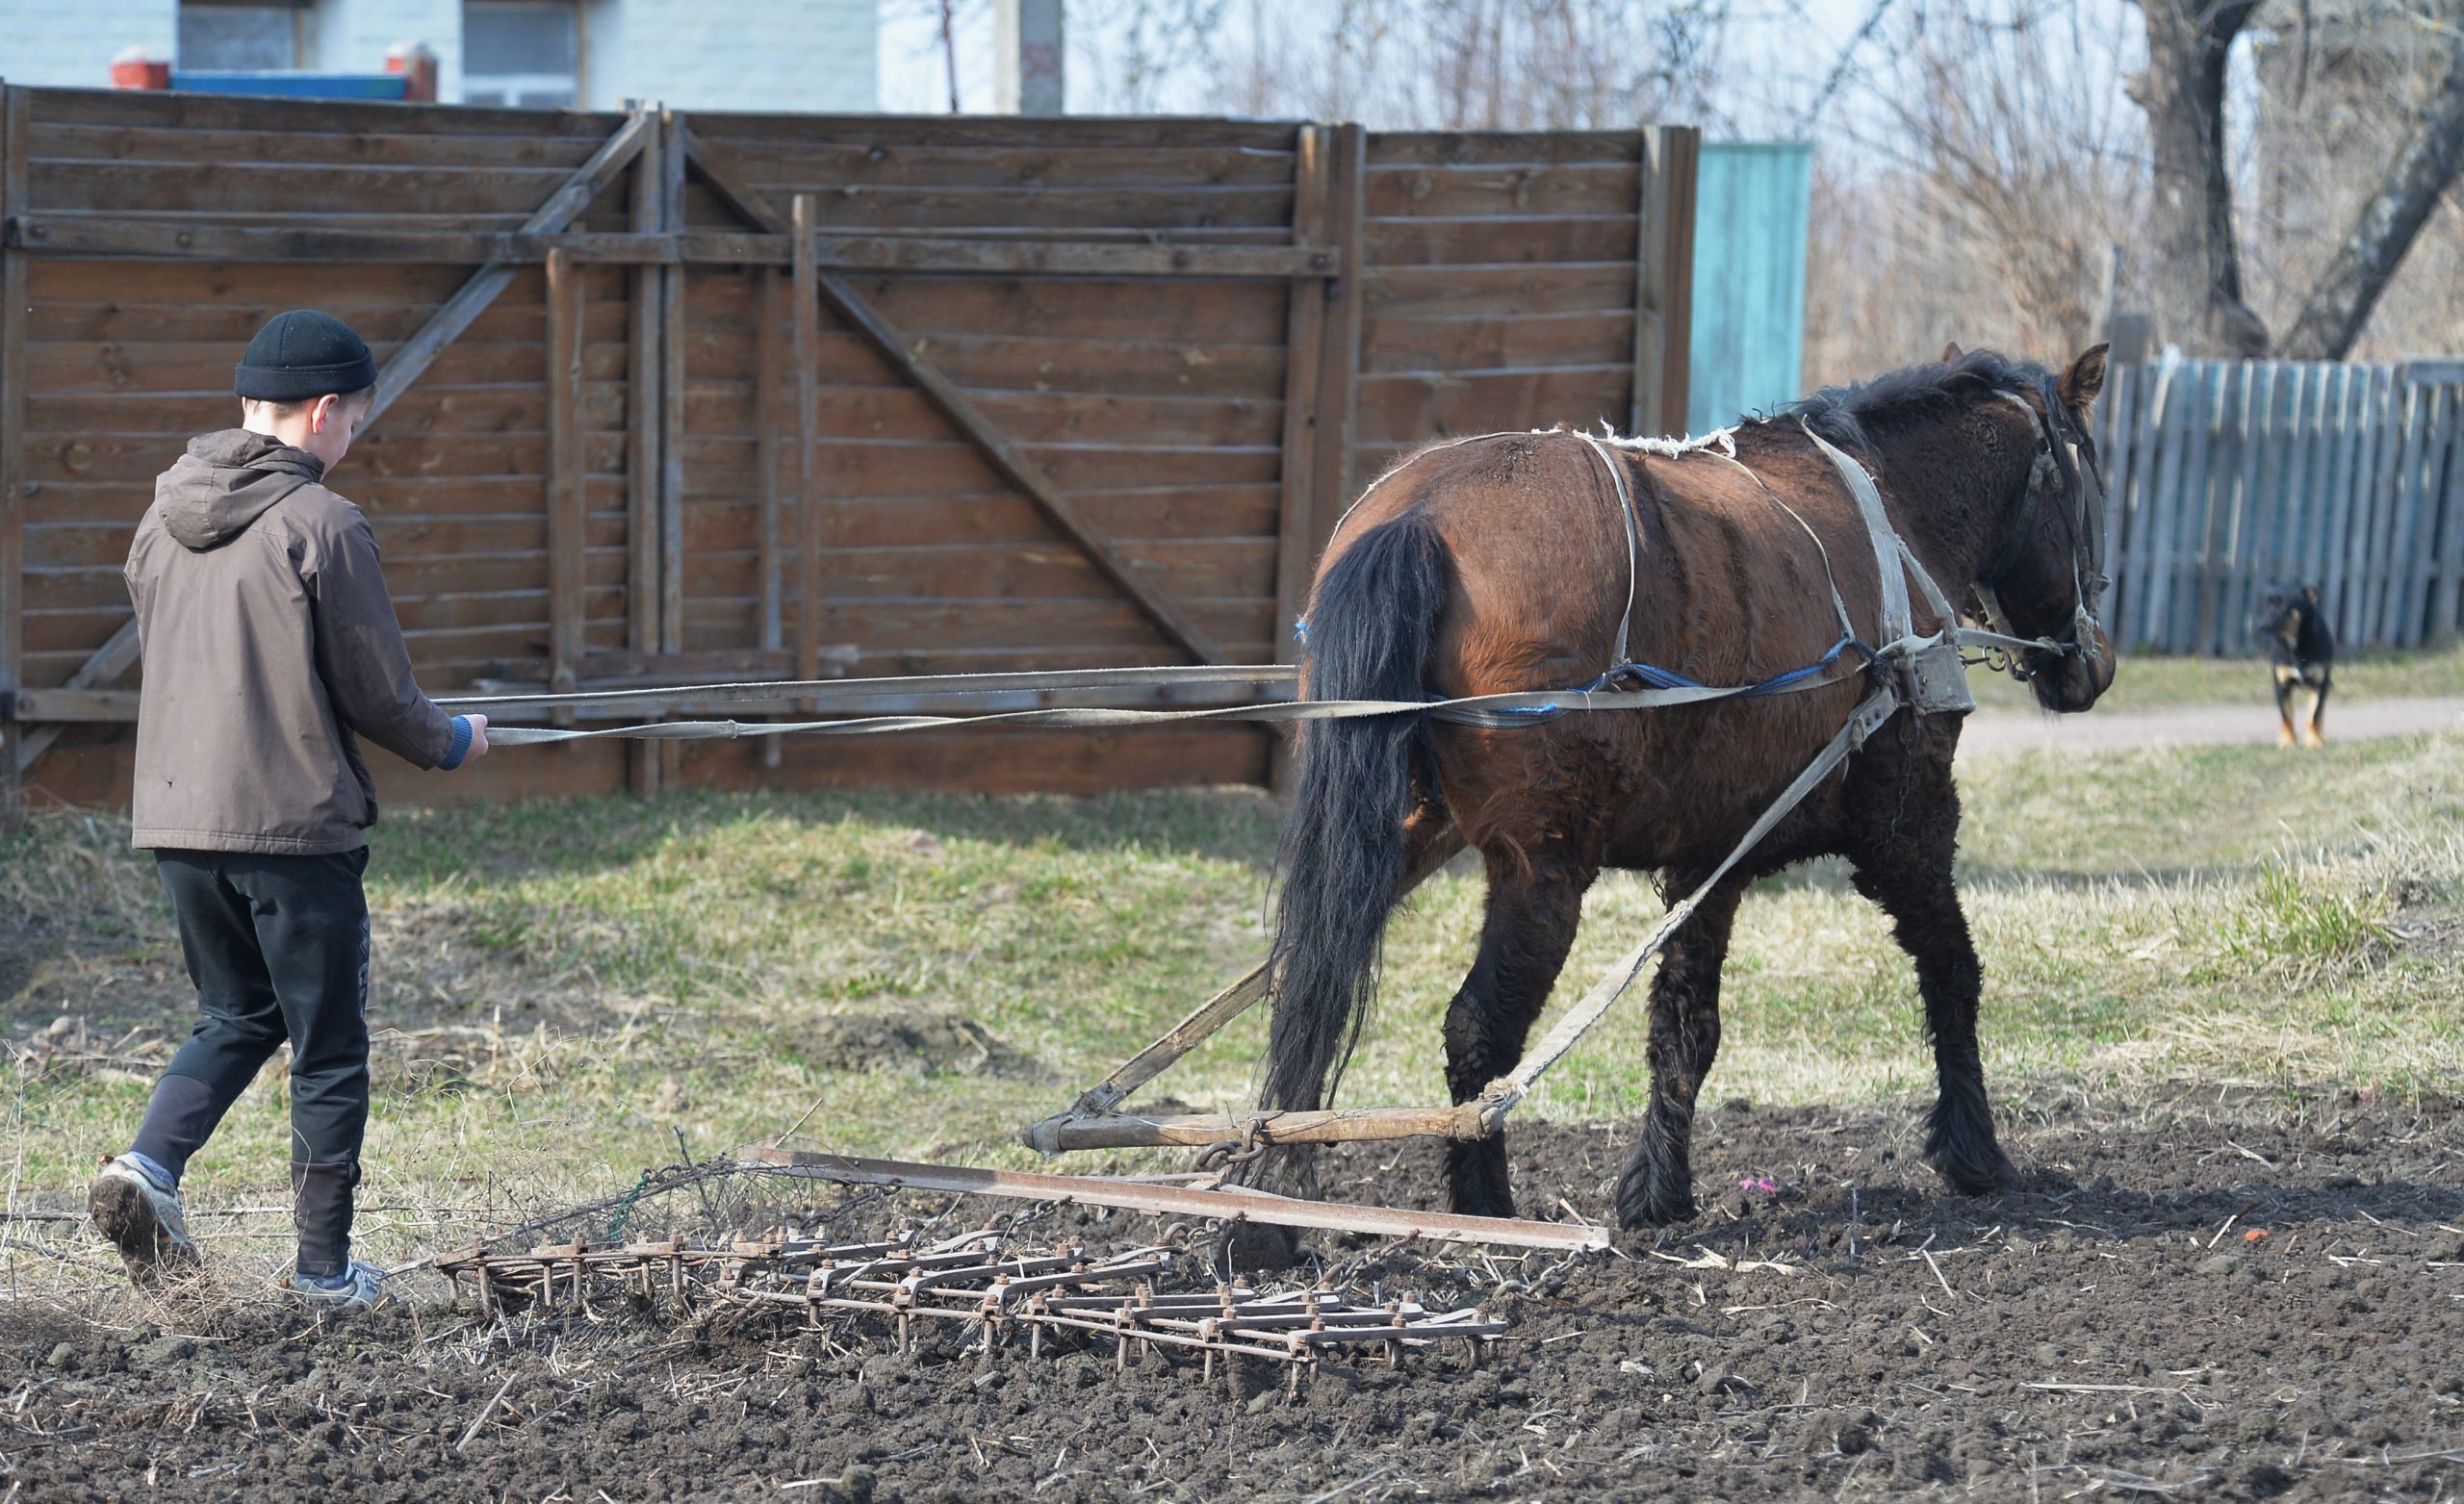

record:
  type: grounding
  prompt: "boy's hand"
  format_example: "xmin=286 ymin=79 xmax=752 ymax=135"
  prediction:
xmin=463 ymin=714 xmax=491 ymax=763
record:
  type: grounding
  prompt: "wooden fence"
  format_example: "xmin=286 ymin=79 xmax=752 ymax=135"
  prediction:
xmin=0 ymin=81 xmax=1700 ymax=819
xmin=2097 ymin=357 xmax=2464 ymax=655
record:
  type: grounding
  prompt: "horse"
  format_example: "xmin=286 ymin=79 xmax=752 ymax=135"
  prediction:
xmin=1259 ymin=343 xmax=2116 ymax=1230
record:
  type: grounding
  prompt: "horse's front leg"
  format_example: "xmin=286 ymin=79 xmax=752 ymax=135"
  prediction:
xmin=1441 ymin=844 xmax=1597 ymax=1218
xmin=1848 ymin=835 xmax=2018 ymax=1197
xmin=1615 ymin=873 xmax=1750 ymax=1227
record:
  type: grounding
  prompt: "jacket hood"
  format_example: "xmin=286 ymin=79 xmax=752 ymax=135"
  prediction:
xmin=157 ymin=430 xmax=326 ymax=550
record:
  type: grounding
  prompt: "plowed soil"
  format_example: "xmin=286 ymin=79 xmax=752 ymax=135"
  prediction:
xmin=9 ymin=1085 xmax=2462 ymax=1501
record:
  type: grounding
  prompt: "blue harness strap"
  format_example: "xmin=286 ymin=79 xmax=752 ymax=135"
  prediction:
xmin=1432 ymin=632 xmax=1876 ymax=728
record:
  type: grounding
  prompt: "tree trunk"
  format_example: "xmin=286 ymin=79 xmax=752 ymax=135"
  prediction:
xmin=2130 ymin=0 xmax=2266 ymax=356
xmin=2278 ymin=42 xmax=2464 ymax=359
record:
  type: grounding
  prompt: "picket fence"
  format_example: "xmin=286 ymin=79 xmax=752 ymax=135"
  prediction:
xmin=2097 ymin=358 xmax=2464 ymax=654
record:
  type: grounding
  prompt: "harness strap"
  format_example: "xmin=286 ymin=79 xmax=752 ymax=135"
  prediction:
xmin=1799 ymin=421 xmax=1922 ymax=650
xmin=1571 ymin=430 xmax=1644 ymax=670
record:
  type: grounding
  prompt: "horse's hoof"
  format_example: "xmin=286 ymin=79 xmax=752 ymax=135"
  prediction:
xmin=1931 ymin=1143 xmax=2019 ymax=1197
xmin=1614 ymin=1168 xmax=1696 ymax=1228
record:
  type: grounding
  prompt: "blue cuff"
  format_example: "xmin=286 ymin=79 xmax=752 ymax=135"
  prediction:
xmin=436 ymin=715 xmax=473 ymax=772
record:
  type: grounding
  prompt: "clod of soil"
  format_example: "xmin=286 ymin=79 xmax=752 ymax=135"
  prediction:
xmin=806 ymin=1007 xmax=1041 ymax=1078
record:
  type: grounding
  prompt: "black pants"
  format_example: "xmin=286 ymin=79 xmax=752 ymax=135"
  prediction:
xmin=131 ymin=848 xmax=372 ymax=1277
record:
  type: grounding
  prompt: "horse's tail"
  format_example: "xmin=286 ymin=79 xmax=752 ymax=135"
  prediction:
xmin=1259 ymin=508 xmax=1450 ymax=1114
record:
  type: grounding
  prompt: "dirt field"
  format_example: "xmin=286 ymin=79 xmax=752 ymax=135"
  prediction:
xmin=8 ymin=1085 xmax=2460 ymax=1502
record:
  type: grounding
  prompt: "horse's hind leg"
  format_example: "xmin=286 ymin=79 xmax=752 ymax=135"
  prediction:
xmin=1848 ymin=834 xmax=2018 ymax=1197
xmin=1442 ymin=844 xmax=1597 ymax=1219
xmin=1615 ymin=872 xmax=1749 ymax=1228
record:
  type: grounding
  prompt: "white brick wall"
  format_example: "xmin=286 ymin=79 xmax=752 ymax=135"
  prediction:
xmin=0 ymin=0 xmax=876 ymax=111
xmin=0 ymin=0 xmax=176 ymax=89
xmin=594 ymin=0 xmax=875 ymax=113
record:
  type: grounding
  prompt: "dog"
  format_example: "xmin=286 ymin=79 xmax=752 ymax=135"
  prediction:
xmin=2255 ymin=584 xmax=2334 ymax=748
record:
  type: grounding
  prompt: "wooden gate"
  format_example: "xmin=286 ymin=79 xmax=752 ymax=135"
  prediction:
xmin=0 ymin=83 xmax=1698 ymax=820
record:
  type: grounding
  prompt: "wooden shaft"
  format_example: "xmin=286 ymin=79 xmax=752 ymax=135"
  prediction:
xmin=1028 ymin=1102 xmax=1493 ymax=1152
xmin=733 ymin=1145 xmax=1606 ymax=1253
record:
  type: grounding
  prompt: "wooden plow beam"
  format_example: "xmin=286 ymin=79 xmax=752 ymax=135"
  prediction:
xmin=733 ymin=1145 xmax=1605 ymax=1254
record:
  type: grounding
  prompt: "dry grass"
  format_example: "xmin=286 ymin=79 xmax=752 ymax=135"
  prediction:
xmin=3 ymin=727 xmax=2459 ymax=1296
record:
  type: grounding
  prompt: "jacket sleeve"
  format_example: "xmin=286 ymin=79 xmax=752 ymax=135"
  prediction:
xmin=305 ymin=504 xmax=459 ymax=769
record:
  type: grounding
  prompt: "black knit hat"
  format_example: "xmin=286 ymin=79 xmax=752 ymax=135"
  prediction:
xmin=234 ymin=310 xmax=378 ymax=402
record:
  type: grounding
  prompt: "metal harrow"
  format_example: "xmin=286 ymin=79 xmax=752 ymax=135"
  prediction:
xmin=432 ymin=1228 xmax=1504 ymax=1386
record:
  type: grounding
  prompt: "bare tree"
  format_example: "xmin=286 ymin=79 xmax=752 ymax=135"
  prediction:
xmin=2128 ymin=0 xmax=2464 ymax=357
xmin=2128 ymin=0 xmax=2268 ymax=355
xmin=2275 ymin=37 xmax=2464 ymax=355
xmin=1074 ymin=0 xmax=1729 ymax=130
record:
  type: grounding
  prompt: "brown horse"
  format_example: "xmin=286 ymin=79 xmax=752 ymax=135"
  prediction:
xmin=1261 ymin=344 xmax=2115 ymax=1228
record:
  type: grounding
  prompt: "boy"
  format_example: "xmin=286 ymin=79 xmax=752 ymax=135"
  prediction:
xmin=89 ymin=310 xmax=491 ymax=1309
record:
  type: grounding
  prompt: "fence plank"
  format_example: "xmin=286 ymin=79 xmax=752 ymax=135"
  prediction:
xmin=2140 ymin=362 xmax=2187 ymax=650
xmin=2123 ymin=356 xmax=2166 ymax=647
xmin=2419 ymin=385 xmax=2459 ymax=640
xmin=2329 ymin=367 xmax=2376 ymax=643
xmin=2206 ymin=361 xmax=2241 ymax=654
xmin=791 ymin=194 xmax=825 ymax=689
xmin=2221 ymin=362 xmax=2269 ymax=651
xmin=1273 ymin=124 xmax=1332 ymax=664
xmin=2094 ymin=360 xmax=2137 ymax=628
xmin=2254 ymin=364 xmax=2297 ymax=620
xmin=2437 ymin=389 xmax=2464 ymax=636
xmin=2373 ymin=369 xmax=2403 ymax=640
xmin=1 ymin=85 xmax=25 ymax=823
xmin=2300 ymin=365 xmax=2337 ymax=592
xmin=1310 ymin=124 xmax=1368 ymax=556
xmin=545 ymin=248 xmax=587 ymax=704
xmin=2383 ymin=380 xmax=2430 ymax=646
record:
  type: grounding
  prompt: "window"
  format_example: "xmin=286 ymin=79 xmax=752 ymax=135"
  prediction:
xmin=178 ymin=3 xmax=306 ymax=70
xmin=463 ymin=0 xmax=580 ymax=108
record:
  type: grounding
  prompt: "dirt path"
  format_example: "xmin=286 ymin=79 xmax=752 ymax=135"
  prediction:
xmin=1964 ymin=695 xmax=2464 ymax=754
xmin=9 ymin=1085 xmax=2461 ymax=1501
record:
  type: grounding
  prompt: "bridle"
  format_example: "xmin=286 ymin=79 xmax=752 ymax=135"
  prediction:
xmin=1970 ymin=380 xmax=2109 ymax=681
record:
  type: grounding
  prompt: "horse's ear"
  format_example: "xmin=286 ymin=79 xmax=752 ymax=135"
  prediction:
xmin=2061 ymin=344 xmax=2111 ymax=408
xmin=1939 ymin=342 xmax=1964 ymax=363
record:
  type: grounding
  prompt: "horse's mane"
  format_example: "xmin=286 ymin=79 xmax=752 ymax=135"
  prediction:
xmin=1784 ymin=348 xmax=2061 ymax=453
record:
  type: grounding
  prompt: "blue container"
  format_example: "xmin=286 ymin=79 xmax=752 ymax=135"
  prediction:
xmin=170 ymin=72 xmax=411 ymax=100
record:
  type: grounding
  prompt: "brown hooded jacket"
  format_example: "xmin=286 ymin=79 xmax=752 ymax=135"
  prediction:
xmin=122 ymin=429 xmax=460 ymax=854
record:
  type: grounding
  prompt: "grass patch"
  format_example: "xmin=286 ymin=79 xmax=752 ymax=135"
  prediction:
xmin=1965 ymin=640 xmax=2464 ymax=715
xmin=5 ymin=735 xmax=2460 ymax=1281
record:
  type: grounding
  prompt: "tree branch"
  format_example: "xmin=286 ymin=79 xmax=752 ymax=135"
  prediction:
xmin=2277 ymin=40 xmax=2464 ymax=359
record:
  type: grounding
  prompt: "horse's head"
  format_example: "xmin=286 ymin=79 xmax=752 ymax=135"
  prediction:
xmin=1964 ymin=342 xmax=2116 ymax=713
